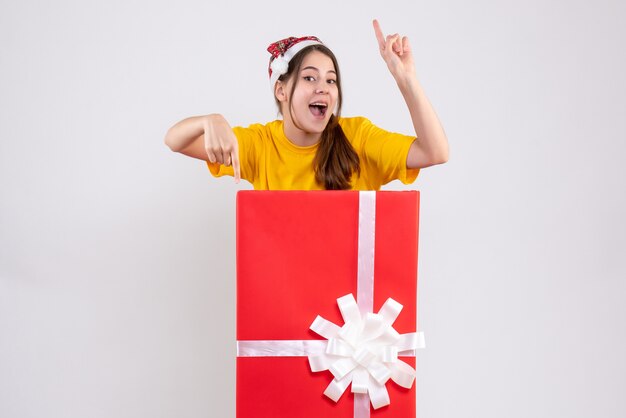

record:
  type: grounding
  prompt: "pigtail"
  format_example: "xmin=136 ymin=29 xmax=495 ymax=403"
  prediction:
xmin=314 ymin=114 xmax=360 ymax=190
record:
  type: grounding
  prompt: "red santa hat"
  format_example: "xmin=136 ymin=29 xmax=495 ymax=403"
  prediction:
xmin=267 ymin=36 xmax=323 ymax=91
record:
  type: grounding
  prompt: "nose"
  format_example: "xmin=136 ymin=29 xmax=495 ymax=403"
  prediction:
xmin=315 ymin=82 xmax=328 ymax=94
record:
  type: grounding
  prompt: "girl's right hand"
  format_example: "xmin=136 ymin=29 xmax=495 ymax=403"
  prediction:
xmin=165 ymin=114 xmax=241 ymax=182
xmin=202 ymin=114 xmax=241 ymax=182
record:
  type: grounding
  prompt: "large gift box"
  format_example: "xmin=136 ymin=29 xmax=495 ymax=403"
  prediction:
xmin=236 ymin=191 xmax=424 ymax=418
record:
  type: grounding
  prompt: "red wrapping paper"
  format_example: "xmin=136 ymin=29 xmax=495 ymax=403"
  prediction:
xmin=236 ymin=191 xmax=420 ymax=417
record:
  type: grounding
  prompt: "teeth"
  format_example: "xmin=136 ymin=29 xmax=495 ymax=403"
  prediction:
xmin=310 ymin=103 xmax=327 ymax=107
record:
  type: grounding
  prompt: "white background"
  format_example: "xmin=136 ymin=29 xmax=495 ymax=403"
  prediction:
xmin=1 ymin=0 xmax=625 ymax=417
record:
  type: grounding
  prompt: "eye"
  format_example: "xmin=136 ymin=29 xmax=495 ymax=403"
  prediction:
xmin=303 ymin=76 xmax=315 ymax=82
xmin=327 ymin=79 xmax=337 ymax=84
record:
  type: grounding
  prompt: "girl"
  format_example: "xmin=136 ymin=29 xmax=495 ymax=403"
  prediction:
xmin=165 ymin=20 xmax=448 ymax=190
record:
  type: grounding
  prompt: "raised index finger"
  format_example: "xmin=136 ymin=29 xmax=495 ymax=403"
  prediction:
xmin=372 ymin=19 xmax=385 ymax=50
xmin=231 ymin=141 xmax=241 ymax=183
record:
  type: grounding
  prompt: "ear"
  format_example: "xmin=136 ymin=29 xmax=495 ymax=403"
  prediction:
xmin=274 ymin=80 xmax=288 ymax=103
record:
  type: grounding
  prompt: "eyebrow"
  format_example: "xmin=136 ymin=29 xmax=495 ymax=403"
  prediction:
xmin=301 ymin=66 xmax=337 ymax=75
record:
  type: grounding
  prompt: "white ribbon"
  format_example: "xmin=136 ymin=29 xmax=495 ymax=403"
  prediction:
xmin=236 ymin=191 xmax=425 ymax=416
xmin=357 ymin=191 xmax=376 ymax=316
xmin=237 ymin=340 xmax=327 ymax=357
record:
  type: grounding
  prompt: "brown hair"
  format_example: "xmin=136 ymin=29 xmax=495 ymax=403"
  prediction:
xmin=274 ymin=45 xmax=360 ymax=190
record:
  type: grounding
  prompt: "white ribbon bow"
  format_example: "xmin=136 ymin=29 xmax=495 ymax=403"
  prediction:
xmin=308 ymin=294 xmax=425 ymax=410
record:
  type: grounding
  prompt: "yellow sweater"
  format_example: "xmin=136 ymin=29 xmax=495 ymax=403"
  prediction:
xmin=207 ymin=116 xmax=419 ymax=190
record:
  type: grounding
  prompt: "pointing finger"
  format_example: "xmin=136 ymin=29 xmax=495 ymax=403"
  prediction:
xmin=372 ymin=19 xmax=385 ymax=51
xmin=231 ymin=146 xmax=241 ymax=183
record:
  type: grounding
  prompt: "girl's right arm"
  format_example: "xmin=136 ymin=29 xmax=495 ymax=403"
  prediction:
xmin=164 ymin=113 xmax=241 ymax=182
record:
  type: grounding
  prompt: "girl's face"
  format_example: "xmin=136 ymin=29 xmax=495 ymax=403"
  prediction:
xmin=279 ymin=50 xmax=339 ymax=137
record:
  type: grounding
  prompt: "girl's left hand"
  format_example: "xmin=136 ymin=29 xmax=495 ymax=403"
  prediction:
xmin=373 ymin=19 xmax=416 ymax=84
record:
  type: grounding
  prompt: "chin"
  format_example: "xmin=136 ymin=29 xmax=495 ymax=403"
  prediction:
xmin=308 ymin=122 xmax=329 ymax=134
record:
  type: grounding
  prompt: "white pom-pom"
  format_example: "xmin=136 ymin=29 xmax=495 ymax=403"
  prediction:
xmin=271 ymin=57 xmax=289 ymax=76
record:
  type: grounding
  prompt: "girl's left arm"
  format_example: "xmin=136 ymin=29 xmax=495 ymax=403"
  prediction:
xmin=373 ymin=19 xmax=449 ymax=169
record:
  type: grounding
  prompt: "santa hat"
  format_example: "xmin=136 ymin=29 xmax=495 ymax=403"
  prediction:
xmin=267 ymin=36 xmax=323 ymax=91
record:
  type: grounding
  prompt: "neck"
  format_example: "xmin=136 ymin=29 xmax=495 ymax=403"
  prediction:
xmin=282 ymin=118 xmax=321 ymax=147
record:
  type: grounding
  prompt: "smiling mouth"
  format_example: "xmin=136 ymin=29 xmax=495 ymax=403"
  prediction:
xmin=309 ymin=103 xmax=328 ymax=117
